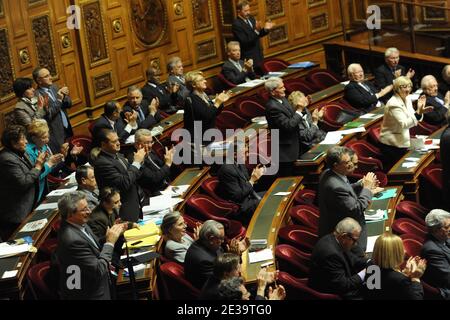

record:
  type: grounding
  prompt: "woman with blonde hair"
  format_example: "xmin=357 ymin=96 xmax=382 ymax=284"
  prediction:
xmin=183 ymin=71 xmax=230 ymax=144
xmin=365 ymin=232 xmax=426 ymax=300
xmin=25 ymin=119 xmax=64 ymax=201
xmin=379 ymin=76 xmax=432 ymax=167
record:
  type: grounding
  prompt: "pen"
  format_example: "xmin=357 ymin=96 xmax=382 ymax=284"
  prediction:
xmin=131 ymin=240 xmax=142 ymax=246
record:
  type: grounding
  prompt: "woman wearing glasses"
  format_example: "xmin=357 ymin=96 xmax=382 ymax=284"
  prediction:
xmin=379 ymin=76 xmax=432 ymax=168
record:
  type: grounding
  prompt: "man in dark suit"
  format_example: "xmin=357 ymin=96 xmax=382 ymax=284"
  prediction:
xmin=264 ymin=77 xmax=302 ymax=176
xmin=76 ymin=165 xmax=99 ymax=210
xmin=318 ymin=146 xmax=381 ymax=251
xmin=232 ymin=0 xmax=274 ymax=75
xmin=0 ymin=125 xmax=44 ymax=240
xmin=33 ymin=67 xmax=73 ymax=154
xmin=167 ymin=56 xmax=190 ymax=100
xmin=421 ymin=209 xmax=450 ymax=300
xmin=221 ymin=41 xmax=256 ymax=85
xmin=420 ymin=75 xmax=449 ymax=126
xmin=185 ymin=220 xmax=226 ymax=289
xmin=93 ymin=129 xmax=146 ymax=222
xmin=374 ymin=47 xmax=415 ymax=103
xmin=344 ymin=63 xmax=392 ymax=112
xmin=141 ymin=67 xmax=181 ymax=114
xmin=122 ymin=86 xmax=163 ymax=129
xmin=132 ymin=129 xmax=174 ymax=196
xmin=56 ymin=191 xmax=126 ymax=300
xmin=441 ymin=115 xmax=450 ymax=211
xmin=439 ymin=65 xmax=450 ymax=95
xmin=217 ymin=143 xmax=265 ymax=224
xmin=91 ymin=100 xmax=138 ymax=146
xmin=309 ymin=217 xmax=370 ymax=300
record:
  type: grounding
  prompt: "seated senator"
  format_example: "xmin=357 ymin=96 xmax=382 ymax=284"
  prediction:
xmin=420 ymin=75 xmax=449 ymax=126
xmin=221 ymin=41 xmax=256 ymax=85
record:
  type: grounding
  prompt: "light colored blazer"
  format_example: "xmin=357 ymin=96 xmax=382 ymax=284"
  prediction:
xmin=379 ymin=94 xmax=419 ymax=148
xmin=164 ymin=234 xmax=194 ymax=263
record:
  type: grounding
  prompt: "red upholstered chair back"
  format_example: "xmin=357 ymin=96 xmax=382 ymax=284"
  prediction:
xmin=88 ymin=121 xmax=96 ymax=137
xmin=401 ymin=234 xmax=424 ymax=258
xmin=410 ymin=121 xmax=439 ymax=137
xmin=258 ymin=88 xmax=270 ymax=101
xmin=289 ymin=204 xmax=320 ymax=231
xmin=367 ymin=126 xmax=381 ymax=146
xmin=420 ymin=164 xmax=444 ymax=208
xmin=262 ymin=58 xmax=289 ymax=73
xmin=237 ymin=98 xmax=265 ymax=119
xmin=159 ymin=262 xmax=200 ymax=300
xmin=215 ymin=110 xmax=248 ymax=133
xmin=422 ymin=281 xmax=442 ymax=300
xmin=277 ymin=271 xmax=341 ymax=300
xmin=278 ymin=225 xmax=318 ymax=253
xmin=217 ymin=72 xmax=237 ymax=89
xmin=320 ymin=103 xmax=348 ymax=131
xmin=306 ymin=68 xmax=342 ymax=89
xmin=284 ymin=78 xmax=317 ymax=95
xmin=27 ymin=261 xmax=58 ymax=300
xmin=201 ymin=176 xmax=221 ymax=200
xmin=68 ymin=135 xmax=93 ymax=159
xmin=275 ymin=244 xmax=311 ymax=278
xmin=294 ymin=188 xmax=317 ymax=205
xmin=395 ymin=200 xmax=428 ymax=224
xmin=421 ymin=164 xmax=443 ymax=189
xmin=392 ymin=218 xmax=427 ymax=238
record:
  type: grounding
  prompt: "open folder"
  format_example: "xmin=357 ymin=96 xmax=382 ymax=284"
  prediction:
xmin=123 ymin=222 xmax=161 ymax=249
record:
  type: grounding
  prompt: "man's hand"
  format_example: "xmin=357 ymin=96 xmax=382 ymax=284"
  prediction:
xmin=406 ymin=68 xmax=415 ymax=79
xmin=105 ymin=224 xmax=126 ymax=245
xmin=264 ymin=20 xmax=274 ymax=30
xmin=250 ymin=165 xmax=265 ymax=184
xmin=124 ymin=111 xmax=138 ymax=126
xmin=378 ymin=85 xmax=393 ymax=98
xmin=311 ymin=109 xmax=320 ymax=124
xmin=193 ymin=222 xmax=202 ymax=241
xmin=149 ymin=97 xmax=159 ymax=116
xmin=243 ymin=59 xmax=254 ymax=72
xmin=362 ymin=172 xmax=378 ymax=190
xmin=70 ymin=144 xmax=84 ymax=156
xmin=57 ymin=86 xmax=69 ymax=100
xmin=164 ymin=146 xmax=174 ymax=166
xmin=133 ymin=147 xmax=146 ymax=164
xmin=267 ymin=285 xmax=286 ymax=300
xmin=60 ymin=142 xmax=69 ymax=158
xmin=394 ymin=69 xmax=402 ymax=78
xmin=37 ymin=95 xmax=48 ymax=111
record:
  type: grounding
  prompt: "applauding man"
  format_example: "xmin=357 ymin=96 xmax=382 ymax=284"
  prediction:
xmin=221 ymin=41 xmax=256 ymax=85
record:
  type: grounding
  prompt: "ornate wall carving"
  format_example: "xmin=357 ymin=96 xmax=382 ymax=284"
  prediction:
xmin=268 ymin=24 xmax=288 ymax=47
xmin=28 ymin=0 xmax=46 ymax=6
xmin=423 ymin=2 xmax=447 ymax=22
xmin=0 ymin=29 xmax=14 ymax=101
xmin=196 ymin=38 xmax=217 ymax=61
xmin=310 ymin=12 xmax=329 ymax=33
xmin=308 ymin=0 xmax=326 ymax=8
xmin=219 ymin=0 xmax=234 ymax=26
xmin=82 ymin=1 xmax=109 ymax=66
xmin=130 ymin=0 xmax=168 ymax=46
xmin=31 ymin=15 xmax=57 ymax=77
xmin=93 ymin=72 xmax=114 ymax=98
xmin=192 ymin=0 xmax=213 ymax=33
xmin=0 ymin=1 xmax=3 ymax=18
xmin=266 ymin=0 xmax=284 ymax=18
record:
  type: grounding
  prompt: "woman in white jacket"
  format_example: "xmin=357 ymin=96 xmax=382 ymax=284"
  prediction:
xmin=379 ymin=76 xmax=431 ymax=167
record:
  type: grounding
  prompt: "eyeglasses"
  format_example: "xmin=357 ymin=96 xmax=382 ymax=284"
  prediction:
xmin=346 ymin=233 xmax=359 ymax=244
xmin=399 ymin=84 xmax=412 ymax=89
xmin=78 ymin=206 xmax=91 ymax=213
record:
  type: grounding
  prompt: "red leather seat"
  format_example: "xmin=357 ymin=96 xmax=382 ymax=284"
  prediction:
xmin=68 ymin=135 xmax=93 ymax=159
xmin=321 ymin=102 xmax=359 ymax=131
xmin=277 ymin=271 xmax=341 ymax=300
xmin=275 ymin=244 xmax=311 ymax=278
xmin=159 ymin=262 xmax=200 ymax=300
xmin=420 ymin=164 xmax=443 ymax=209
xmin=27 ymin=261 xmax=58 ymax=300
xmin=392 ymin=218 xmax=427 ymax=238
xmin=200 ymin=177 xmax=240 ymax=211
xmin=346 ymin=140 xmax=384 ymax=171
xmin=277 ymin=225 xmax=318 ymax=253
xmin=288 ymin=204 xmax=319 ymax=232
xmin=410 ymin=121 xmax=439 ymax=137
xmin=185 ymin=194 xmax=246 ymax=239
xmin=293 ymin=188 xmax=317 ymax=205
xmin=38 ymin=238 xmax=58 ymax=261
xmin=262 ymin=58 xmax=289 ymax=73
xmin=258 ymin=88 xmax=270 ymax=101
xmin=400 ymin=233 xmax=424 ymax=258
xmin=88 ymin=121 xmax=96 ymax=137
xmin=396 ymin=200 xmax=428 ymax=224
xmin=236 ymin=97 xmax=265 ymax=119
xmin=306 ymin=68 xmax=343 ymax=89
xmin=367 ymin=126 xmax=381 ymax=146
xmin=215 ymin=110 xmax=248 ymax=133
xmin=283 ymin=78 xmax=318 ymax=95
xmin=217 ymin=72 xmax=237 ymax=89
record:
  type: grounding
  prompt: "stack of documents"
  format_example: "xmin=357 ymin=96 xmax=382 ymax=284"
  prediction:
xmin=237 ymin=79 xmax=265 ymax=88
xmin=364 ymin=209 xmax=388 ymax=221
xmin=47 ymin=186 xmax=78 ymax=197
xmin=267 ymin=71 xmax=286 ymax=77
xmin=150 ymin=125 xmax=164 ymax=136
xmin=320 ymin=131 xmax=343 ymax=145
xmin=249 ymin=248 xmax=273 ymax=264
xmin=401 ymin=157 xmax=420 ymax=169
xmin=19 ymin=218 xmax=48 ymax=232
xmin=160 ymin=185 xmax=190 ymax=197
xmin=142 ymin=195 xmax=183 ymax=214
xmin=0 ymin=242 xmax=33 ymax=258
xmin=287 ymin=61 xmax=315 ymax=68
xmin=124 ymin=222 xmax=161 ymax=248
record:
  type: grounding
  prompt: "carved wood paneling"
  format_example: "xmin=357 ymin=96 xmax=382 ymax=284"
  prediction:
xmin=268 ymin=24 xmax=288 ymax=47
xmin=10 ymin=3 xmax=26 ymax=38
xmin=379 ymin=4 xmax=396 ymax=23
xmin=113 ymin=46 xmax=144 ymax=88
xmin=0 ymin=1 xmax=4 ymax=18
xmin=196 ymin=38 xmax=217 ymax=62
xmin=422 ymin=2 xmax=447 ymax=22
xmin=219 ymin=0 xmax=234 ymax=26
xmin=93 ymin=71 xmax=114 ymax=98
xmin=28 ymin=0 xmax=47 ymax=7
xmin=290 ymin=1 xmax=306 ymax=39
xmin=82 ymin=1 xmax=109 ymax=67
xmin=32 ymin=15 xmax=58 ymax=78
xmin=0 ymin=28 xmax=14 ymax=102
xmin=130 ymin=0 xmax=168 ymax=47
xmin=192 ymin=0 xmax=213 ymax=34
xmin=61 ymin=61 xmax=82 ymax=106
xmin=266 ymin=0 xmax=284 ymax=18
xmin=309 ymin=12 xmax=329 ymax=34
xmin=308 ymin=0 xmax=326 ymax=8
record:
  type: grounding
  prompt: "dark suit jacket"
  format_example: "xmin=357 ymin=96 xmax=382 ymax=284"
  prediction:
xmin=184 ymin=92 xmax=222 ymax=144
xmin=374 ymin=64 xmax=406 ymax=102
xmin=423 ymin=94 xmax=447 ymax=126
xmin=122 ymin=100 xmax=163 ymax=129
xmin=13 ymin=99 xmax=46 ymax=127
xmin=439 ymin=81 xmax=450 ymax=96
xmin=421 ymin=234 xmax=450 ymax=299
xmin=93 ymin=150 xmax=142 ymax=222
xmin=221 ymin=59 xmax=256 ymax=85
xmin=36 ymin=85 xmax=73 ymax=153
xmin=184 ymin=240 xmax=223 ymax=289
xmin=232 ymin=16 xmax=269 ymax=71
xmin=141 ymin=82 xmax=180 ymax=113
xmin=318 ymin=169 xmax=372 ymax=238
xmin=344 ymin=80 xmax=379 ymax=112
xmin=0 ymin=148 xmax=40 ymax=224
xmin=298 ymin=109 xmax=326 ymax=152
xmin=217 ymin=163 xmax=259 ymax=216
xmin=265 ymin=97 xmax=302 ymax=162
xmin=364 ymin=268 xmax=423 ymax=300
xmin=168 ymin=74 xmax=190 ymax=101
xmin=87 ymin=206 xmax=118 ymax=244
xmin=56 ymin=221 xmax=113 ymax=300
xmin=441 ymin=127 xmax=450 ymax=211
xmin=308 ymin=234 xmax=367 ymax=299
xmin=91 ymin=114 xmax=134 ymax=146
xmin=199 ymin=275 xmax=221 ymax=300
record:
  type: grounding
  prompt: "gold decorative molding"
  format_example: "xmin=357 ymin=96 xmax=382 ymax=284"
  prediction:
xmin=61 ymin=34 xmax=71 ymax=49
xmin=0 ymin=28 xmax=15 ymax=102
xmin=112 ymin=18 xmax=122 ymax=33
xmin=174 ymin=3 xmax=183 ymax=16
xmin=93 ymin=71 xmax=114 ymax=98
xmin=192 ymin=0 xmax=213 ymax=34
xmin=19 ymin=48 xmax=30 ymax=64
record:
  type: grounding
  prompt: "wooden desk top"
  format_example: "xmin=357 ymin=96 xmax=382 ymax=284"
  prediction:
xmin=241 ymin=176 xmax=303 ymax=284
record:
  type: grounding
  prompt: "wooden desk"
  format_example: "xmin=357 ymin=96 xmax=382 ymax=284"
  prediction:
xmin=387 ymin=126 xmax=445 ymax=201
xmin=241 ymin=177 xmax=302 ymax=284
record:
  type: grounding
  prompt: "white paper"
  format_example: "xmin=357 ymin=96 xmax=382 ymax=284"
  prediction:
xmin=2 ymin=270 xmax=18 ymax=279
xmin=19 ymin=218 xmax=48 ymax=232
xmin=249 ymin=248 xmax=273 ymax=264
xmin=359 ymin=113 xmax=377 ymax=119
xmin=237 ymin=79 xmax=265 ymax=88
xmin=123 ymin=263 xmax=147 ymax=274
xmin=364 ymin=209 xmax=385 ymax=221
xmin=341 ymin=81 xmax=350 ymax=85
xmin=176 ymin=110 xmax=184 ymax=114
xmin=319 ymin=131 xmax=343 ymax=144
xmin=66 ymin=171 xmax=77 ymax=184
xmin=125 ymin=135 xmax=135 ymax=144
xmin=142 ymin=195 xmax=183 ymax=214
xmin=0 ymin=243 xmax=31 ymax=258
xmin=339 ymin=127 xmax=366 ymax=135
xmin=150 ymin=126 xmax=164 ymax=136
xmin=366 ymin=235 xmax=380 ymax=253
xmin=404 ymin=157 xmax=420 ymax=162
xmin=35 ymin=202 xmax=58 ymax=211
xmin=120 ymin=251 xmax=153 ymax=260
xmin=402 ymin=162 xmax=418 ymax=168
xmin=47 ymin=186 xmax=78 ymax=197
xmin=273 ymin=192 xmax=291 ymax=196
xmin=267 ymin=72 xmax=286 ymax=77
xmin=160 ymin=185 xmax=190 ymax=197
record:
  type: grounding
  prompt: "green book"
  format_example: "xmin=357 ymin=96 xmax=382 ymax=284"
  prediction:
xmin=344 ymin=121 xmax=364 ymax=128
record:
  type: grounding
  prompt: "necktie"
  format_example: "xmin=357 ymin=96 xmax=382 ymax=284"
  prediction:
xmin=234 ymin=60 xmax=243 ymax=72
xmin=137 ymin=107 xmax=145 ymax=123
xmin=116 ymin=155 xmax=128 ymax=170
xmin=360 ymin=82 xmax=372 ymax=94
xmin=81 ymin=225 xmax=99 ymax=249
xmin=246 ymin=19 xmax=252 ymax=28
xmin=47 ymin=88 xmax=69 ymax=128
xmin=435 ymin=96 xmax=444 ymax=106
